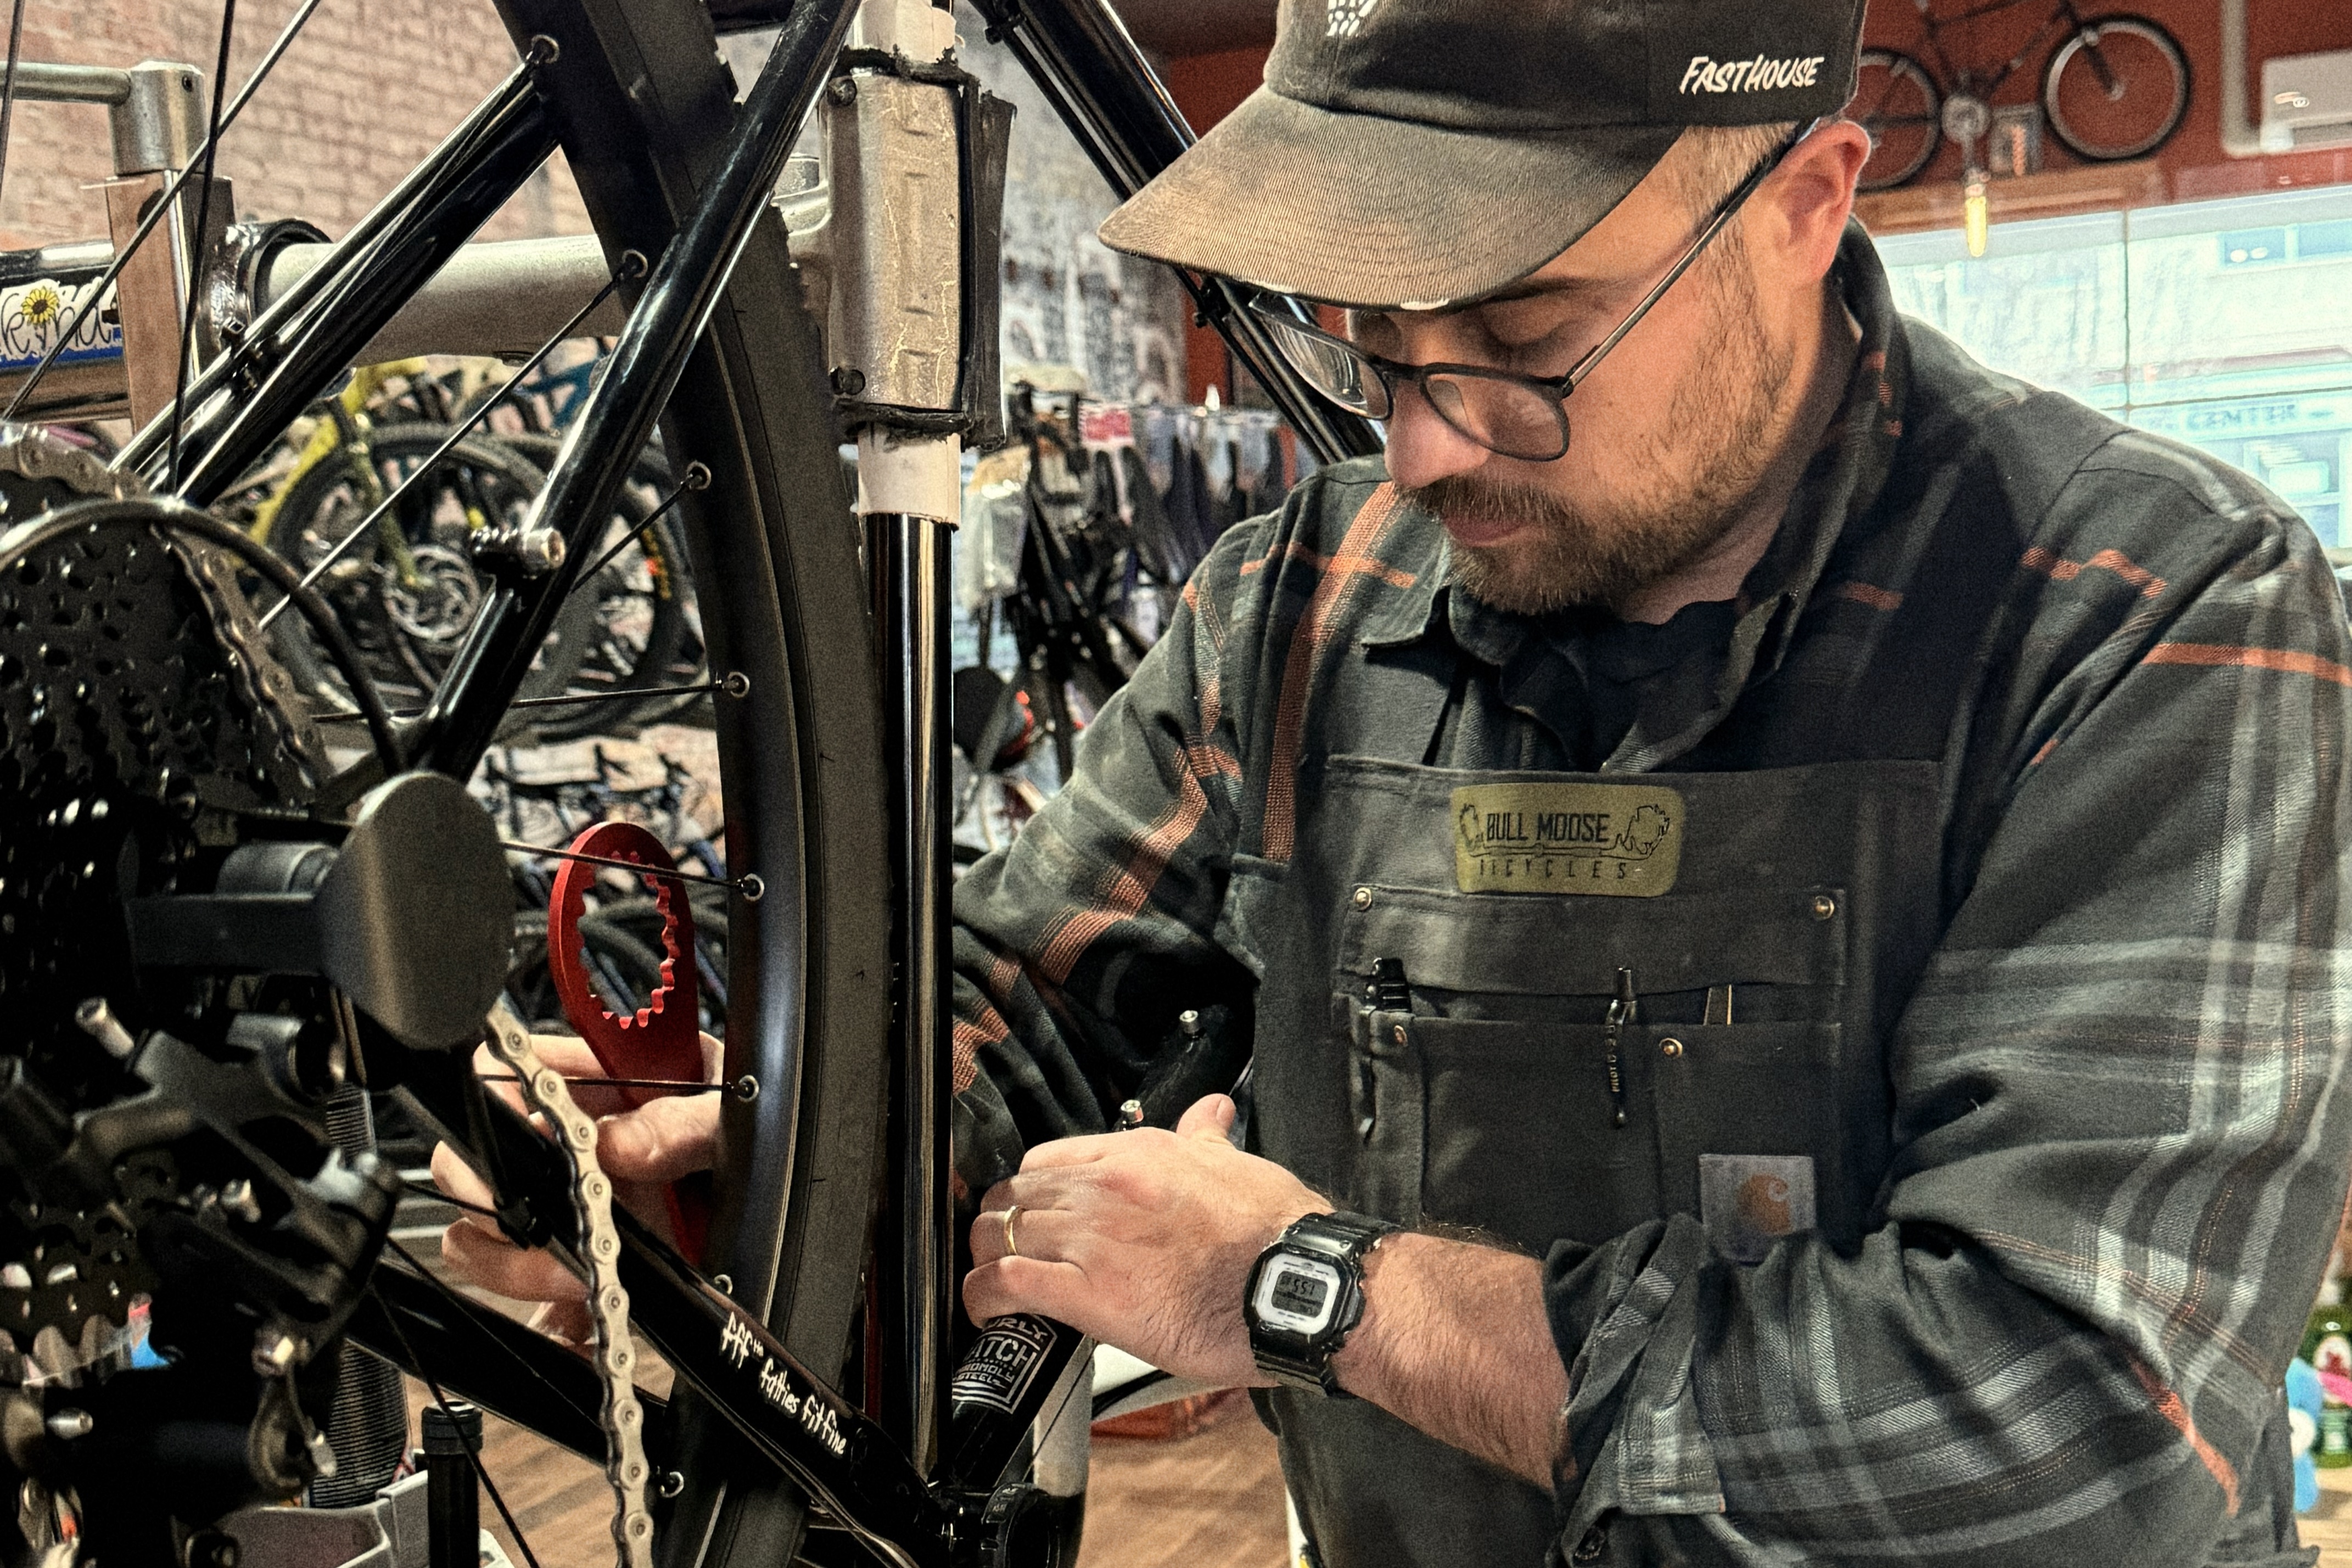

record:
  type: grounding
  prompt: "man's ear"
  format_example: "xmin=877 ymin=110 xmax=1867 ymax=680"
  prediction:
xmin=1760 ymin=120 xmax=1871 ymax=287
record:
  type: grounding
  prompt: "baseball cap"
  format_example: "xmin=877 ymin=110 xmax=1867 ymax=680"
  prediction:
xmin=1098 ymin=0 xmax=1867 ymax=311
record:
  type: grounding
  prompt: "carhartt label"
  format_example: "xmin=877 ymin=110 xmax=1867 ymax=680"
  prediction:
xmin=951 ymin=1314 xmax=1056 ymax=1416
xmin=1699 ymin=1154 xmax=1816 ymax=1265
xmin=1678 ymin=53 xmax=1825 ymax=93
xmin=1451 ymin=783 xmax=1683 ymax=896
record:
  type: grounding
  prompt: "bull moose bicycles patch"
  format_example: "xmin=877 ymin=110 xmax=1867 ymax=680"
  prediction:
xmin=1450 ymin=782 xmax=1683 ymax=896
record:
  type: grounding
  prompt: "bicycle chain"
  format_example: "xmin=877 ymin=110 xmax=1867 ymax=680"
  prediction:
xmin=173 ymin=539 xmax=327 ymax=790
xmin=483 ymin=1007 xmax=656 ymax=1568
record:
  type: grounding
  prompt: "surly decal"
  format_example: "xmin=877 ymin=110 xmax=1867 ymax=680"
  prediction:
xmin=1451 ymin=782 xmax=1683 ymax=896
xmin=0 ymin=276 xmax=120 ymax=371
xmin=949 ymin=1313 xmax=1056 ymax=1415
xmin=1326 ymin=0 xmax=1380 ymax=38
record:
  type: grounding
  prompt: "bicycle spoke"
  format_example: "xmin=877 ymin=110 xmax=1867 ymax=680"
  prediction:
xmin=255 ymin=257 xmax=643 ymax=631
xmin=404 ymin=1177 xmax=498 ymax=1218
xmin=500 ymin=839 xmax=753 ymax=897
xmin=165 ymin=0 xmax=239 ymax=491
xmin=478 ymin=1074 xmax=726 ymax=1095
xmin=370 ymin=1265 xmax=547 ymax=1568
xmin=0 ymin=0 xmax=328 ymax=424
xmin=0 ymin=0 xmax=29 ymax=229
xmin=568 ymin=460 xmax=710 ymax=592
xmin=310 ymin=674 xmax=740 ymax=725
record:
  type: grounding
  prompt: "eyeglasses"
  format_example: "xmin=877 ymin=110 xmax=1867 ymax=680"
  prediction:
xmin=1247 ymin=122 xmax=1813 ymax=463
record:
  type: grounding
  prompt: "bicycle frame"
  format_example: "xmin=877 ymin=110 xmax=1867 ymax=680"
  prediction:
xmin=1907 ymin=0 xmax=2085 ymax=102
xmin=68 ymin=0 xmax=1377 ymax=1561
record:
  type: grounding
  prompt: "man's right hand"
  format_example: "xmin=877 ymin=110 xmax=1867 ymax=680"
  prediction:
xmin=431 ymin=1031 xmax=723 ymax=1345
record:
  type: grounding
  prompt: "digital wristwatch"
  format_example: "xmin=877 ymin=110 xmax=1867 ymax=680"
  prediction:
xmin=1243 ymin=1210 xmax=1401 ymax=1396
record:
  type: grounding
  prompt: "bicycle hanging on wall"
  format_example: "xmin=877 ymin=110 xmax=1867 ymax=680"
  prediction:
xmin=0 ymin=2 xmax=1380 ymax=1566
xmin=1851 ymin=0 xmax=2189 ymax=192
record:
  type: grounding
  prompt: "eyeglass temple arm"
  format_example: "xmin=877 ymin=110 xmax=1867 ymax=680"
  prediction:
xmin=1563 ymin=118 xmax=1824 ymax=391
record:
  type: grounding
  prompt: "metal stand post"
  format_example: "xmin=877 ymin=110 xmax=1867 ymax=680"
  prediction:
xmin=867 ymin=493 xmax=957 ymax=1480
xmin=419 ymin=1401 xmax=483 ymax=1568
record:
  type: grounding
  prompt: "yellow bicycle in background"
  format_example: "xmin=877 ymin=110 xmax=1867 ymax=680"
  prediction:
xmin=229 ymin=354 xmax=701 ymax=741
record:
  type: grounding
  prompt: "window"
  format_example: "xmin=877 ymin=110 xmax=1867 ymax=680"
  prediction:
xmin=1876 ymin=185 xmax=2352 ymax=547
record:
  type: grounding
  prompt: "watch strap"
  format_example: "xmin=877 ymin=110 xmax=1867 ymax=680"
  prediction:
xmin=1247 ymin=1211 xmax=1400 ymax=1397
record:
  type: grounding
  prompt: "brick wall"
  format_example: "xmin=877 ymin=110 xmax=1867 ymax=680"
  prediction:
xmin=0 ymin=0 xmax=589 ymax=253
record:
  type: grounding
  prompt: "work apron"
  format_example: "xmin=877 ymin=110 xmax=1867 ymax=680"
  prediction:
xmin=1238 ymin=748 xmax=1949 ymax=1567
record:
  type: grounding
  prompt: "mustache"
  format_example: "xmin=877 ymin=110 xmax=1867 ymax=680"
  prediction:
xmin=1398 ymin=474 xmax=1581 ymax=531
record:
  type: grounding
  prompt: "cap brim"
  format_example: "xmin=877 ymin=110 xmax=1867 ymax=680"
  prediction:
xmin=1099 ymin=86 xmax=1683 ymax=311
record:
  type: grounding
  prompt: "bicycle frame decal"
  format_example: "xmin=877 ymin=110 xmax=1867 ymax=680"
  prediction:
xmin=0 ymin=275 xmax=120 ymax=368
xmin=720 ymin=1314 xmax=853 ymax=1460
xmin=949 ymin=1314 xmax=1060 ymax=1415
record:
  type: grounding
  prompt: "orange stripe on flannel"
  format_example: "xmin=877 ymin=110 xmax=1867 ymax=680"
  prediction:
xmin=951 ymin=1009 xmax=1006 ymax=1094
xmin=1032 ymin=757 xmax=1214 ymax=984
xmin=2143 ymin=642 xmax=2352 ymax=687
xmin=2129 ymin=1359 xmax=2239 ymax=1516
xmin=1240 ymin=539 xmax=1418 ymax=590
xmin=949 ymin=951 xmax=1022 ymax=1092
xmin=1263 ymin=484 xmax=1408 ymax=864
xmin=1831 ymin=581 xmax=1903 ymax=612
xmin=1186 ymin=675 xmax=1241 ymax=780
xmin=2020 ymin=545 xmax=2166 ymax=600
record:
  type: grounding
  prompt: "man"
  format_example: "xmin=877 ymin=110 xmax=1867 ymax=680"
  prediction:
xmin=448 ymin=1 xmax=2352 ymax=1562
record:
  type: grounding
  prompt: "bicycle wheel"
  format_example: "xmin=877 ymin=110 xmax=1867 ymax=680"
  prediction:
xmin=474 ymin=8 xmax=894 ymax=1566
xmin=2041 ymin=14 xmax=2188 ymax=163
xmin=1852 ymin=49 xmax=1942 ymax=192
xmin=260 ymin=422 xmax=589 ymax=708
xmin=0 ymin=1 xmax=892 ymax=1563
xmin=500 ymin=429 xmax=704 ymax=741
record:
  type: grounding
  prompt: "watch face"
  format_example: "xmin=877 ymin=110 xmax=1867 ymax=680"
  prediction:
xmin=1253 ymin=1254 xmax=1344 ymax=1336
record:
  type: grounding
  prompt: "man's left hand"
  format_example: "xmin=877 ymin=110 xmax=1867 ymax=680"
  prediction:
xmin=965 ymin=1094 xmax=1327 ymax=1386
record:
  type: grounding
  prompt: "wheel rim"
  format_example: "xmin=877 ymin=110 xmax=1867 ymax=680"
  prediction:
xmin=1853 ymin=51 xmax=1943 ymax=192
xmin=2043 ymin=18 xmax=2189 ymax=162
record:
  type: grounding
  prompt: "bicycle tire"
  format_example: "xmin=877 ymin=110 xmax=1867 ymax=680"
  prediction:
xmin=499 ymin=428 xmax=705 ymax=740
xmin=1852 ymin=49 xmax=1942 ymax=192
xmin=478 ymin=4 xmax=894 ymax=1566
xmin=2041 ymin=14 xmax=2188 ymax=163
xmin=259 ymin=422 xmax=596 ymax=713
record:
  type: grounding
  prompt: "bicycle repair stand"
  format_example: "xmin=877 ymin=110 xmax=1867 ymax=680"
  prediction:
xmin=802 ymin=0 xmax=1069 ymax=1508
xmin=0 ymin=56 xmax=233 ymax=426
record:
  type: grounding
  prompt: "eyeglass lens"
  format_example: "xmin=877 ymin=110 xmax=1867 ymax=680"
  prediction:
xmin=1260 ymin=312 xmax=1572 ymax=462
xmin=1420 ymin=374 xmax=1570 ymax=463
xmin=1259 ymin=314 xmax=1392 ymax=418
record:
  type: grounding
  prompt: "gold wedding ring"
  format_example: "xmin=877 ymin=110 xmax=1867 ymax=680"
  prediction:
xmin=1003 ymin=1205 xmax=1022 ymax=1258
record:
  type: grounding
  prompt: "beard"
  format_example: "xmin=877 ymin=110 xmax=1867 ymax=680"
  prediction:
xmin=1404 ymin=245 xmax=1798 ymax=617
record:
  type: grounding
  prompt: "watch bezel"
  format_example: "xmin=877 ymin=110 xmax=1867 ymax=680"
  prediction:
xmin=1243 ymin=1211 xmax=1399 ymax=1397
xmin=1250 ymin=1251 xmax=1347 ymax=1336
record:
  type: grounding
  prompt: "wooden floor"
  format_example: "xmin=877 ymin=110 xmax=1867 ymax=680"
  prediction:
xmin=2300 ymin=1461 xmax=2352 ymax=1564
xmin=408 ymin=1377 xmax=1289 ymax=1568
xmin=421 ymin=1371 xmax=2352 ymax=1566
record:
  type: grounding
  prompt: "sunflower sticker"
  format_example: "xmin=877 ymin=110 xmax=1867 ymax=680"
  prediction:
xmin=0 ymin=276 xmax=120 ymax=368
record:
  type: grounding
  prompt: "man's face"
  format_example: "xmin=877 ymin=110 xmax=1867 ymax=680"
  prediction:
xmin=1351 ymin=148 xmax=1816 ymax=616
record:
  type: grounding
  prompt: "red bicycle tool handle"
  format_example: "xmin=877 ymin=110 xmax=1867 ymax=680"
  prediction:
xmin=546 ymin=819 xmax=712 ymax=1260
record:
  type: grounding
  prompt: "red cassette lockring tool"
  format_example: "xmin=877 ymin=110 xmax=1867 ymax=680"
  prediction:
xmin=546 ymin=820 xmax=712 ymax=1262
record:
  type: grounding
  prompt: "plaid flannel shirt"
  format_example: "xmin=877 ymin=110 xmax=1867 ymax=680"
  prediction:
xmin=950 ymin=228 xmax=2352 ymax=1564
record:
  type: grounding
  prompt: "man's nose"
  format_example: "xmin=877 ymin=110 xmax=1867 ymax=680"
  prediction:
xmin=1381 ymin=381 xmax=1489 ymax=491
